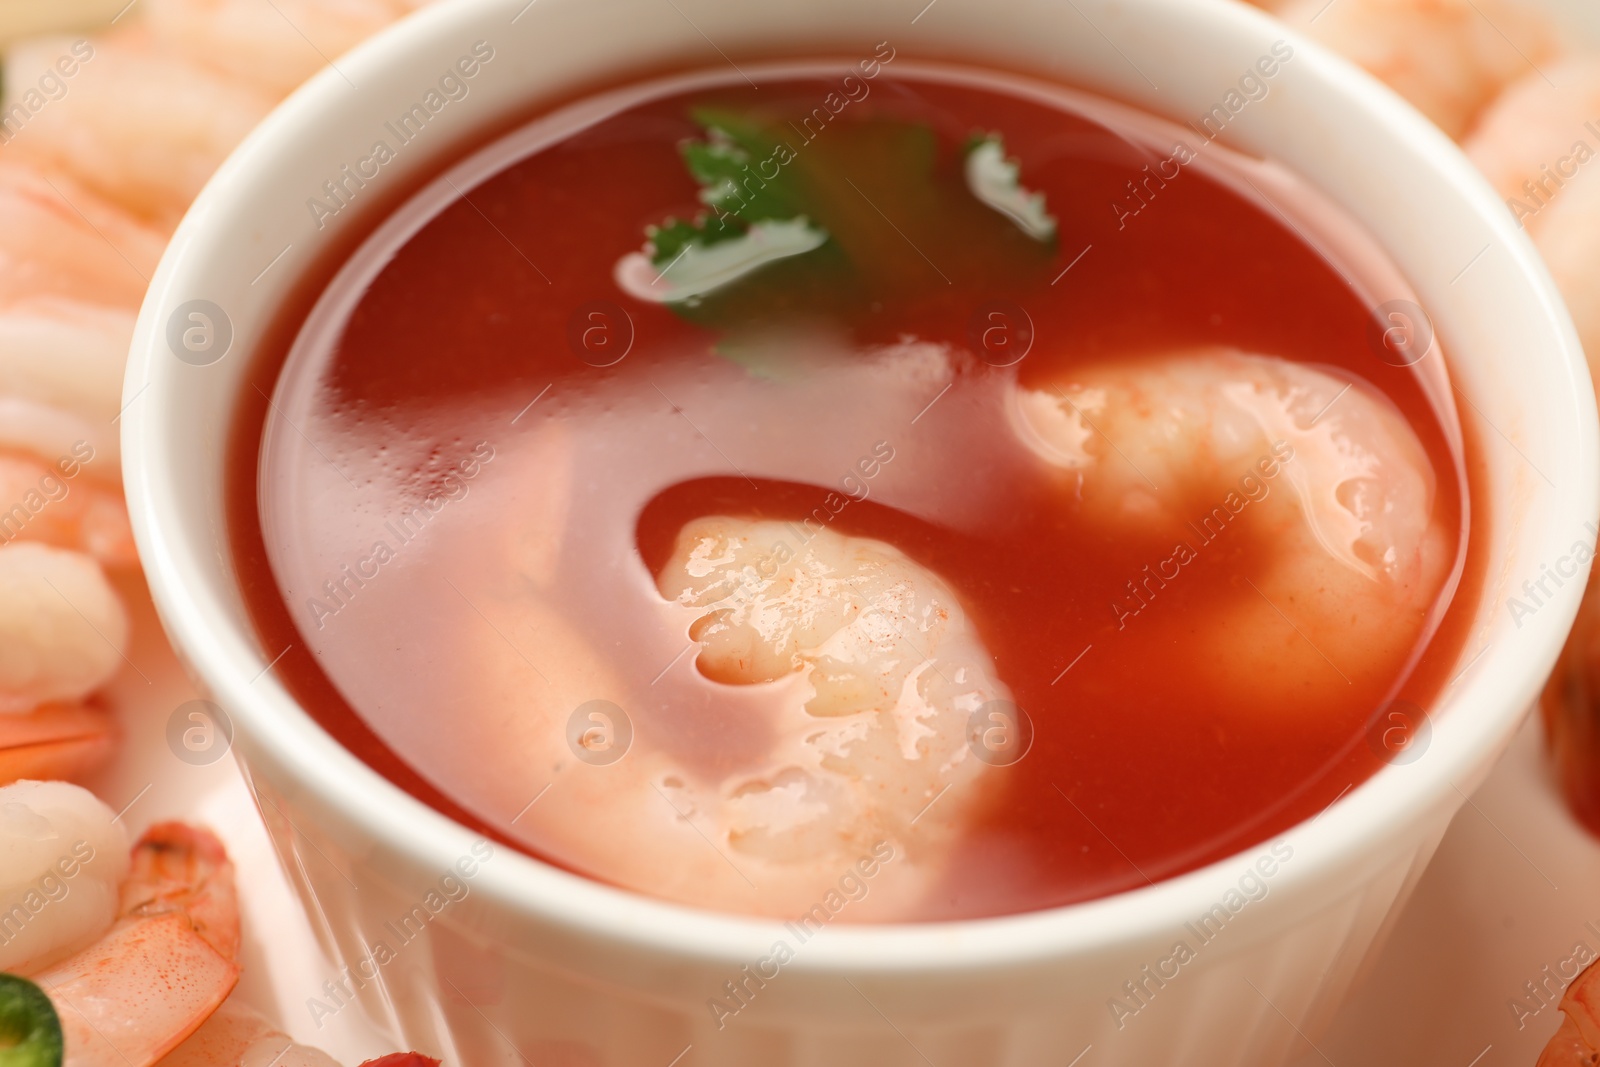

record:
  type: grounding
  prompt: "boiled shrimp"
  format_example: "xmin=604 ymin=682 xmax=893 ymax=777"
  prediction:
xmin=26 ymin=822 xmax=241 ymax=1067
xmin=655 ymin=518 xmax=1009 ymax=871
xmin=1466 ymin=66 xmax=1600 ymax=390
xmin=0 ymin=123 xmax=148 ymax=789
xmin=1537 ymin=955 xmax=1600 ymax=1065
xmin=157 ymin=1000 xmax=341 ymax=1067
xmin=156 ymin=1000 xmax=443 ymax=1067
xmin=2 ymin=29 xmax=275 ymax=226
xmin=0 ymin=297 xmax=132 ymax=428
xmin=0 ymin=395 xmax=119 ymax=486
xmin=1 ymin=790 xmax=394 ymax=1067
xmin=1010 ymin=348 xmax=1454 ymax=700
xmin=0 ymin=449 xmax=133 ymax=566
xmin=466 ymin=519 xmax=1013 ymax=921
xmin=0 ymin=780 xmax=128 ymax=975
xmin=0 ymin=542 xmax=127 ymax=715
xmin=144 ymin=0 xmax=425 ymax=98
xmin=1464 ymin=57 xmax=1600 ymax=222
xmin=0 ymin=705 xmax=117 ymax=789
xmin=0 ymin=164 xmax=165 ymax=310
xmin=0 ymin=983 xmax=439 ymax=1067
xmin=1526 ymin=174 xmax=1600 ymax=388
xmin=0 ymin=297 xmax=131 ymax=474
xmin=1275 ymin=0 xmax=1559 ymax=140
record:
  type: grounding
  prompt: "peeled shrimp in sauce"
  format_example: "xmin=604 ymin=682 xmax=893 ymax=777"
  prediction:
xmin=1010 ymin=348 xmax=1455 ymax=703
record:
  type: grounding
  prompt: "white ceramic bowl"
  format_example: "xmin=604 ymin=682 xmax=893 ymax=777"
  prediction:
xmin=123 ymin=0 xmax=1599 ymax=1063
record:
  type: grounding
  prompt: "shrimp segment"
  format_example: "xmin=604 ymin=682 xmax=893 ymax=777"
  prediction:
xmin=0 ymin=780 xmax=129 ymax=975
xmin=1012 ymin=349 xmax=1453 ymax=700
xmin=1537 ymin=956 xmax=1600 ymax=1065
xmin=0 ymin=449 xmax=133 ymax=566
xmin=0 ymin=164 xmax=165 ymax=311
xmin=0 ymin=705 xmax=117 ymax=788
xmin=0 ymin=543 xmax=128 ymax=715
xmin=31 ymin=823 xmax=241 ymax=1067
xmin=0 ymin=396 xmax=119 ymax=485
xmin=2 ymin=30 xmax=275 ymax=226
xmin=155 ymin=997 xmax=445 ymax=1067
xmin=493 ymin=520 xmax=1013 ymax=920
xmin=157 ymin=1001 xmax=340 ymax=1067
xmin=1464 ymin=58 xmax=1600 ymax=221
xmin=657 ymin=518 xmax=1008 ymax=865
xmin=1466 ymin=63 xmax=1600 ymax=388
xmin=1276 ymin=0 xmax=1557 ymax=139
xmin=0 ymin=297 xmax=132 ymax=427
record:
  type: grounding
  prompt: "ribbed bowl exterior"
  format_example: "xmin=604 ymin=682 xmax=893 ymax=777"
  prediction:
xmin=243 ymin=734 xmax=1462 ymax=1066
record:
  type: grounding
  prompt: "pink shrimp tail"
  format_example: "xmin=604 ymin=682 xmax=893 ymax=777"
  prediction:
xmin=1538 ymin=956 xmax=1600 ymax=1064
xmin=36 ymin=821 xmax=242 ymax=1067
xmin=120 ymin=822 xmax=241 ymax=961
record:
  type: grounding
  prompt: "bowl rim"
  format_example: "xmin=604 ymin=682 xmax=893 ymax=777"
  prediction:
xmin=122 ymin=0 xmax=1600 ymax=976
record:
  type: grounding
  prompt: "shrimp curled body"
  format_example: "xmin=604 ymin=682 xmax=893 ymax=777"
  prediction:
xmin=506 ymin=520 xmax=1014 ymax=921
xmin=1010 ymin=348 xmax=1454 ymax=703
xmin=29 ymin=821 xmax=241 ymax=1067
